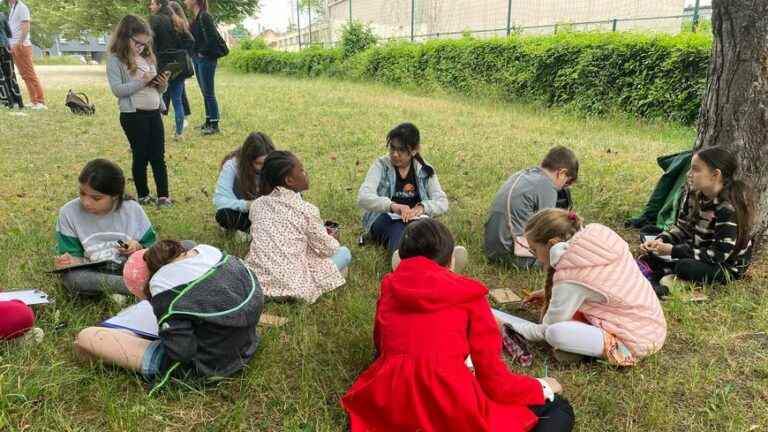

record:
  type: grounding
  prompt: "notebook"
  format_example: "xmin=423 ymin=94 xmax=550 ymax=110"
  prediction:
xmin=101 ymin=300 xmax=159 ymax=339
xmin=49 ymin=259 xmax=113 ymax=274
xmin=0 ymin=289 xmax=50 ymax=305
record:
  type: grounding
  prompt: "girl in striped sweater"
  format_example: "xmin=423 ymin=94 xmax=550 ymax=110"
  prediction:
xmin=640 ymin=147 xmax=756 ymax=293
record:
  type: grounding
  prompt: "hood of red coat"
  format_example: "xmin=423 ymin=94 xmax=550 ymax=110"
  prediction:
xmin=384 ymin=256 xmax=488 ymax=312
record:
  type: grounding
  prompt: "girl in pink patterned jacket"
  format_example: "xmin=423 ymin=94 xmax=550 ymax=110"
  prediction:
xmin=507 ymin=209 xmax=666 ymax=366
xmin=245 ymin=151 xmax=352 ymax=304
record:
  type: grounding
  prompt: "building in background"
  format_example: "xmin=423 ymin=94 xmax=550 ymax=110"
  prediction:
xmin=33 ymin=35 xmax=108 ymax=62
xmin=258 ymin=29 xmax=286 ymax=49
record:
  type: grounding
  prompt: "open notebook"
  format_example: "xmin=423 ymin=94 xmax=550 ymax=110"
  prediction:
xmin=0 ymin=289 xmax=50 ymax=305
xmin=101 ymin=301 xmax=159 ymax=339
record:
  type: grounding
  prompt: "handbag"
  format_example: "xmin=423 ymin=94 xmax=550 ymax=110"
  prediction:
xmin=65 ymin=90 xmax=95 ymax=115
xmin=159 ymin=49 xmax=194 ymax=80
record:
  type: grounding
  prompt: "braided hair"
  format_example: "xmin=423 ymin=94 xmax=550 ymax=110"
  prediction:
xmin=260 ymin=150 xmax=298 ymax=195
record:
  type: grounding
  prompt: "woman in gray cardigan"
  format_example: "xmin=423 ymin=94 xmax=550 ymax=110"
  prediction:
xmin=357 ymin=123 xmax=451 ymax=262
xmin=106 ymin=14 xmax=173 ymax=209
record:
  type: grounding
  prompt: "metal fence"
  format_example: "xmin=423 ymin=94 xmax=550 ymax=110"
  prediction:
xmin=282 ymin=0 xmax=712 ymax=51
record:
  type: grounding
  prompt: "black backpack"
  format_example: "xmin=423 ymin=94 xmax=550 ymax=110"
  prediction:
xmin=65 ymin=90 xmax=95 ymax=115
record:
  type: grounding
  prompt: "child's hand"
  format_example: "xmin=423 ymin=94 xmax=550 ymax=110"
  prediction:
xmin=54 ymin=254 xmax=83 ymax=269
xmin=540 ymin=377 xmax=563 ymax=394
xmin=117 ymin=240 xmax=142 ymax=255
xmin=523 ymin=289 xmax=545 ymax=305
xmin=652 ymin=242 xmax=673 ymax=256
xmin=141 ymin=71 xmax=155 ymax=85
xmin=390 ymin=203 xmax=410 ymax=216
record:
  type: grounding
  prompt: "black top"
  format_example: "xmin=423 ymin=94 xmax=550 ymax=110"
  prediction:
xmin=189 ymin=10 xmax=219 ymax=59
xmin=391 ymin=162 xmax=420 ymax=208
xmin=149 ymin=14 xmax=194 ymax=67
xmin=0 ymin=12 xmax=11 ymax=48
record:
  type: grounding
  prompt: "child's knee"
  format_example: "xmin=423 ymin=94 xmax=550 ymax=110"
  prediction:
xmin=74 ymin=327 xmax=101 ymax=355
xmin=544 ymin=324 xmax=568 ymax=349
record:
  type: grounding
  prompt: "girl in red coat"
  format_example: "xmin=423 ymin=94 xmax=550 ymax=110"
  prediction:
xmin=341 ymin=219 xmax=574 ymax=432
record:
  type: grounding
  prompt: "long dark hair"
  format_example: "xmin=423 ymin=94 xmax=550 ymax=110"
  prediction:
xmin=168 ymin=1 xmax=190 ymax=33
xmin=260 ymin=151 xmax=298 ymax=196
xmin=78 ymin=159 xmax=128 ymax=210
xmin=387 ymin=123 xmax=434 ymax=177
xmin=695 ymin=146 xmax=756 ymax=250
xmin=399 ymin=219 xmax=455 ymax=267
xmin=221 ymin=132 xmax=276 ymax=200
xmin=142 ymin=239 xmax=188 ymax=299
xmin=191 ymin=0 xmax=208 ymax=13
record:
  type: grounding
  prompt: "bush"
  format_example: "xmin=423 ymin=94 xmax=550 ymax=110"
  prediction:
xmin=340 ymin=21 xmax=378 ymax=59
xmin=239 ymin=37 xmax=269 ymax=51
xmin=226 ymin=31 xmax=712 ymax=125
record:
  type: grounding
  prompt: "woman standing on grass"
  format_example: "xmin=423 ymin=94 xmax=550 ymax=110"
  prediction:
xmin=149 ymin=0 xmax=194 ymax=140
xmin=0 ymin=11 xmax=23 ymax=108
xmin=184 ymin=0 xmax=227 ymax=135
xmin=106 ymin=14 xmax=173 ymax=208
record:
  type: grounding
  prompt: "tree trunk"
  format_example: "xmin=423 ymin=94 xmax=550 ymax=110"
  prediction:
xmin=694 ymin=0 xmax=768 ymax=238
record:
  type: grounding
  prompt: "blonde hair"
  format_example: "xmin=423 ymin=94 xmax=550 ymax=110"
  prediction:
xmin=108 ymin=15 xmax=156 ymax=74
xmin=524 ymin=208 xmax=584 ymax=320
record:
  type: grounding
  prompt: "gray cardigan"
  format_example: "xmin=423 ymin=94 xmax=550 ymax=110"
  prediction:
xmin=106 ymin=55 xmax=167 ymax=113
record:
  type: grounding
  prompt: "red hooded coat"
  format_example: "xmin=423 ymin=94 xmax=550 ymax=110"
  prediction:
xmin=341 ymin=257 xmax=544 ymax=431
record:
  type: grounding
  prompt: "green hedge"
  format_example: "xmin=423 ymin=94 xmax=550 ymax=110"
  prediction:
xmin=225 ymin=32 xmax=711 ymax=124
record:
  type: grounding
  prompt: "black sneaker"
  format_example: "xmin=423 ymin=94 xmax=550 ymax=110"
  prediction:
xmin=157 ymin=197 xmax=174 ymax=209
xmin=202 ymin=124 xmax=220 ymax=136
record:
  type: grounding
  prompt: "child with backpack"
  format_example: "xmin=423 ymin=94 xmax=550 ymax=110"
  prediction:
xmin=342 ymin=219 xmax=574 ymax=432
xmin=106 ymin=14 xmax=173 ymax=208
xmin=74 ymin=240 xmax=263 ymax=385
xmin=245 ymin=151 xmax=351 ymax=304
xmin=484 ymin=146 xmax=579 ymax=269
xmin=508 ymin=209 xmax=666 ymax=366
xmin=54 ymin=159 xmax=157 ymax=297
xmin=639 ymin=147 xmax=755 ymax=294
xmin=214 ymin=132 xmax=275 ymax=235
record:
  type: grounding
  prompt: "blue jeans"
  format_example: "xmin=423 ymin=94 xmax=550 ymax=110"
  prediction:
xmin=330 ymin=246 xmax=352 ymax=270
xmin=369 ymin=213 xmax=407 ymax=254
xmin=167 ymin=77 xmax=185 ymax=135
xmin=193 ymin=56 xmax=219 ymax=122
xmin=140 ymin=339 xmax=166 ymax=380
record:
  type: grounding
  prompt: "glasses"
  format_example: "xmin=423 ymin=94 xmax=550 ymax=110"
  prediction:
xmin=131 ymin=37 xmax=149 ymax=49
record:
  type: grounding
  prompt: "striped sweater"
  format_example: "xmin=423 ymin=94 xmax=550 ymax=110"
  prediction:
xmin=659 ymin=191 xmax=751 ymax=277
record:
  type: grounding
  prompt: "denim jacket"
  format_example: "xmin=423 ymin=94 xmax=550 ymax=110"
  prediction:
xmin=357 ymin=155 xmax=449 ymax=233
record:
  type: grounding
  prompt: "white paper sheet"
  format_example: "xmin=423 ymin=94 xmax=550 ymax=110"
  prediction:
xmin=0 ymin=290 xmax=50 ymax=305
xmin=101 ymin=300 xmax=159 ymax=339
xmin=387 ymin=213 xmax=429 ymax=221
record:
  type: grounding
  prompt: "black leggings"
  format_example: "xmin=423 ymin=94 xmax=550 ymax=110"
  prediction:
xmin=215 ymin=208 xmax=251 ymax=232
xmin=642 ymin=253 xmax=730 ymax=284
xmin=120 ymin=110 xmax=169 ymax=198
xmin=530 ymin=397 xmax=575 ymax=432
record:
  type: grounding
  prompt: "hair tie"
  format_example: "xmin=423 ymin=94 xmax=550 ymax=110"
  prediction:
xmin=567 ymin=211 xmax=577 ymax=221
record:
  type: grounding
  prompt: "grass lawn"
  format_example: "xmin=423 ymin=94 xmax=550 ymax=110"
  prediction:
xmin=1 ymin=65 xmax=766 ymax=431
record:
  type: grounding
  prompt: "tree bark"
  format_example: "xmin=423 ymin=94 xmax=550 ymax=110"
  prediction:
xmin=694 ymin=0 xmax=768 ymax=238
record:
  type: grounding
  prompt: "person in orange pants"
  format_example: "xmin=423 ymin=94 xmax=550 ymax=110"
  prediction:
xmin=7 ymin=0 xmax=45 ymax=109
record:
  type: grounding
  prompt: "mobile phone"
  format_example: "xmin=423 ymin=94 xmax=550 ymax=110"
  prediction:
xmin=151 ymin=62 xmax=183 ymax=83
xmin=117 ymin=240 xmax=128 ymax=249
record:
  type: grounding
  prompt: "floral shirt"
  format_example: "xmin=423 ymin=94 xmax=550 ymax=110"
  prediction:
xmin=245 ymin=187 xmax=345 ymax=303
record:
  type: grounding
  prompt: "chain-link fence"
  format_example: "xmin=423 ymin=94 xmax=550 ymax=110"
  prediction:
xmin=279 ymin=0 xmax=711 ymax=51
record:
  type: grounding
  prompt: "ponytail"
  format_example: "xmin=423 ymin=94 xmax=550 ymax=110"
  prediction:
xmin=413 ymin=153 xmax=434 ymax=178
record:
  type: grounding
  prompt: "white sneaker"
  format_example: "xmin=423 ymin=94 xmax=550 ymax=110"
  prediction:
xmin=452 ymin=245 xmax=468 ymax=273
xmin=30 ymin=103 xmax=48 ymax=110
xmin=183 ymin=119 xmax=189 ymax=130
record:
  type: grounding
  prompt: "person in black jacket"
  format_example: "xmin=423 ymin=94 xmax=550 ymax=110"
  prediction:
xmin=161 ymin=1 xmax=192 ymax=119
xmin=0 ymin=11 xmax=23 ymax=108
xmin=184 ymin=0 xmax=226 ymax=135
xmin=150 ymin=0 xmax=194 ymax=139
xmin=74 ymin=241 xmax=264 ymax=388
